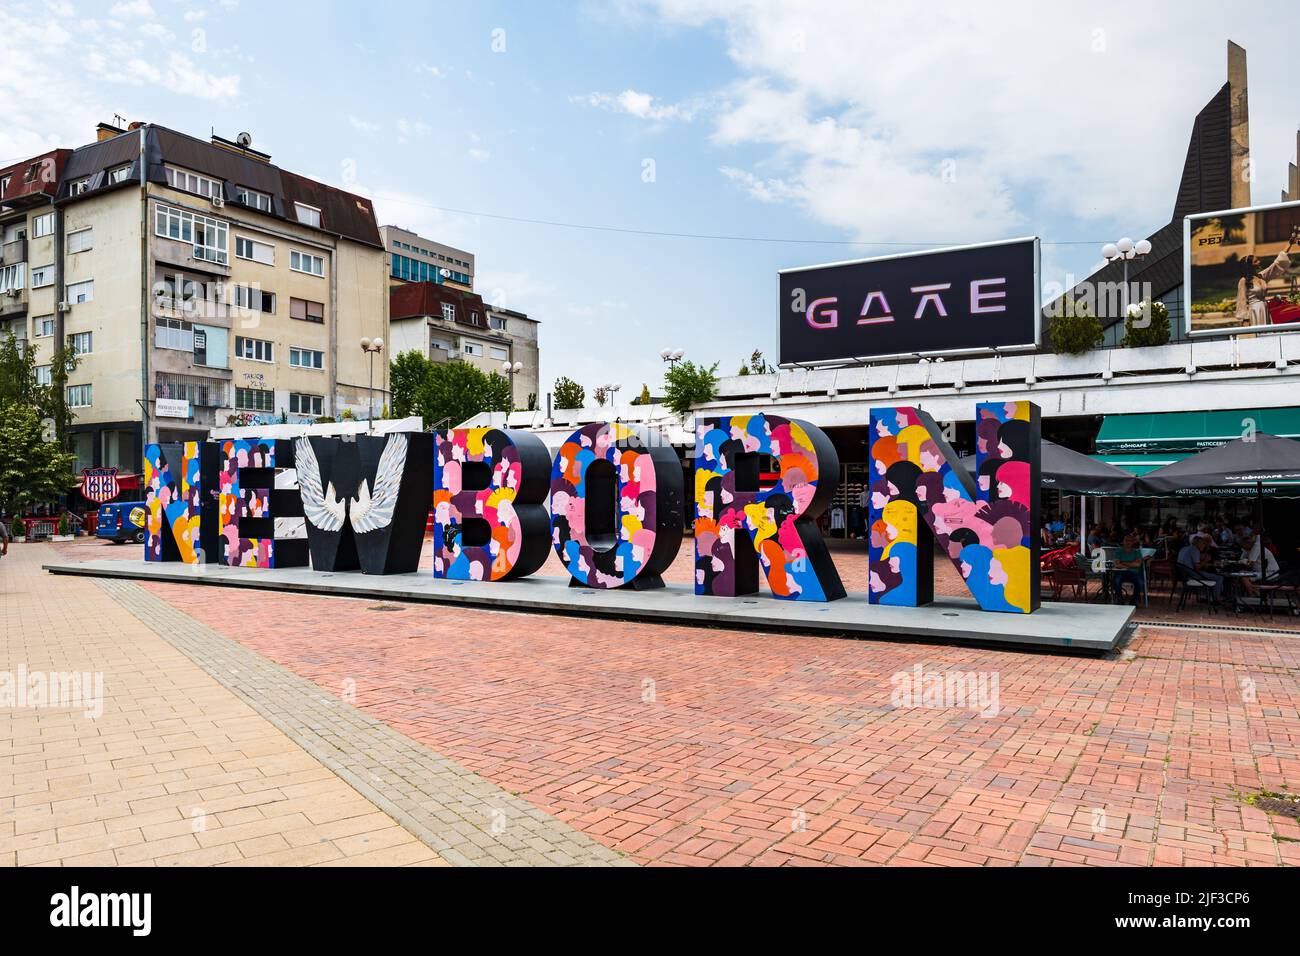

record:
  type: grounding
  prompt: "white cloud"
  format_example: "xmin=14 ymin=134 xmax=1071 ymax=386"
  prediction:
xmin=109 ymin=0 xmax=154 ymax=17
xmin=348 ymin=115 xmax=381 ymax=134
xmin=640 ymin=0 xmax=1268 ymax=242
xmin=468 ymin=147 xmax=491 ymax=163
xmin=573 ymin=89 xmax=697 ymax=122
xmin=160 ymin=52 xmax=239 ymax=101
xmin=416 ymin=63 xmax=449 ymax=79
xmin=183 ymin=9 xmax=207 ymax=22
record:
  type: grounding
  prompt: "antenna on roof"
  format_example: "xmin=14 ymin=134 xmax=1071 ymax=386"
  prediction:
xmin=112 ymin=113 xmax=126 ymax=129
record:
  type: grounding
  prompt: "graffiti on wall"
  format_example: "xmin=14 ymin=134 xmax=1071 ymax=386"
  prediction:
xmin=144 ymin=441 xmax=203 ymax=564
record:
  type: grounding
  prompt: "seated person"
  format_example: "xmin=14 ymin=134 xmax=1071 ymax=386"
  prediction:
xmin=1240 ymin=530 xmax=1280 ymax=581
xmin=1111 ymin=532 xmax=1146 ymax=604
xmin=1177 ymin=536 xmax=1223 ymax=602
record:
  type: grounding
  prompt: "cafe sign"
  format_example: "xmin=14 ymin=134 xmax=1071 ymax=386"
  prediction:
xmin=81 ymin=467 xmax=121 ymax=504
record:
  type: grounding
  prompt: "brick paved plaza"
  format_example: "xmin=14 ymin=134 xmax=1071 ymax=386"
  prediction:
xmin=4 ymin=537 xmax=1299 ymax=867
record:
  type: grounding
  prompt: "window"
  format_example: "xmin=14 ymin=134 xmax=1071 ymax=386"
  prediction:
xmin=67 ymin=228 xmax=92 ymax=254
xmin=289 ymin=297 xmax=324 ymax=323
xmin=236 ymin=387 xmax=274 ymax=412
xmin=289 ymin=393 xmax=323 ymax=416
xmin=290 ymin=250 xmax=324 ymax=276
xmin=294 ymin=203 xmax=321 ymax=228
xmin=0 ymin=175 xmax=8 ymax=196
xmin=66 ymin=384 xmax=92 ymax=407
xmin=489 ymin=315 xmax=507 ymax=331
xmin=165 ymin=165 xmax=223 ymax=200
xmin=233 ymin=283 xmax=275 ymax=314
xmin=235 ymin=236 xmax=274 ymax=265
xmin=35 ymin=315 xmax=54 ymax=337
xmin=441 ymin=302 xmax=455 ymax=322
xmin=430 ymin=336 xmax=452 ymax=353
xmin=68 ymin=177 xmax=91 ymax=196
xmin=155 ymin=317 xmax=194 ymax=351
xmin=235 ymin=336 xmax=274 ymax=363
xmin=462 ymin=341 xmax=482 ymax=357
xmin=236 ymin=187 xmax=272 ymax=212
xmin=31 ymin=213 xmax=54 ymax=238
xmin=30 ymin=264 xmax=53 ymax=288
xmin=34 ymin=365 xmax=52 ymax=386
xmin=154 ymin=204 xmax=228 ymax=265
xmin=106 ymin=164 xmax=132 ymax=184
xmin=67 ymin=331 xmax=92 ymax=356
xmin=0 ymin=264 xmax=24 ymax=293
xmin=66 ymin=279 xmax=93 ymax=303
xmin=469 ymin=311 xmax=482 ymax=326
xmin=489 ymin=345 xmax=508 ymax=361
xmin=289 ymin=347 xmax=323 ymax=369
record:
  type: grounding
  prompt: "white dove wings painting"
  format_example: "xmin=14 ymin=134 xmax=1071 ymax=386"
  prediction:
xmin=293 ymin=436 xmax=362 ymax=572
xmin=350 ymin=431 xmax=432 ymax=575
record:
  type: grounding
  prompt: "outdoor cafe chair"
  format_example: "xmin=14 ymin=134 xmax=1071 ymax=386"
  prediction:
xmin=1175 ymin=562 xmax=1219 ymax=614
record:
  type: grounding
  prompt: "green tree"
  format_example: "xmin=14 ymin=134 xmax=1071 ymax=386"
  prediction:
xmin=1121 ymin=299 xmax=1172 ymax=348
xmin=388 ymin=350 xmax=513 ymax=428
xmin=0 ymin=331 xmax=79 ymax=454
xmin=552 ymin=376 xmax=584 ymax=410
xmin=630 ymin=383 xmax=652 ymax=406
xmin=0 ymin=400 xmax=78 ymax=513
xmin=1046 ymin=298 xmax=1104 ymax=355
xmin=663 ymin=360 xmax=719 ymax=417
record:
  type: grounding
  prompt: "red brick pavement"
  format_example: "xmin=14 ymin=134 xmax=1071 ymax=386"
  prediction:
xmin=47 ymin=538 xmax=1300 ymax=865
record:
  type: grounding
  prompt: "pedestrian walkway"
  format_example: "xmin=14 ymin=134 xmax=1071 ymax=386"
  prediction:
xmin=1 ymin=542 xmax=626 ymax=866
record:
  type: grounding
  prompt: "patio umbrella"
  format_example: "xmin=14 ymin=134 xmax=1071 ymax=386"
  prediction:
xmin=1137 ymin=434 xmax=1300 ymax=496
xmin=959 ymin=440 xmax=1139 ymax=495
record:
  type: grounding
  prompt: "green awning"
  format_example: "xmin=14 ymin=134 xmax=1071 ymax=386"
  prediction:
xmin=1092 ymin=453 xmax=1190 ymax=477
xmin=1096 ymin=408 xmax=1300 ymax=453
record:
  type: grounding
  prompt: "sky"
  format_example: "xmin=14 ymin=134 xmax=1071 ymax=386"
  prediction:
xmin=2 ymin=0 xmax=1298 ymax=400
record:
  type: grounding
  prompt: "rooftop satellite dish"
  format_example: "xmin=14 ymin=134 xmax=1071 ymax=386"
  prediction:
xmin=236 ymin=131 xmax=253 ymax=148
xmin=439 ymin=268 xmax=451 ymax=278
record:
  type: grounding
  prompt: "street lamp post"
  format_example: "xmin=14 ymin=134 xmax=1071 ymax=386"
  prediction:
xmin=500 ymin=360 xmax=523 ymax=411
xmin=360 ymin=336 xmax=384 ymax=433
xmin=1101 ymin=236 xmax=1152 ymax=320
xmin=660 ymin=347 xmax=684 ymax=368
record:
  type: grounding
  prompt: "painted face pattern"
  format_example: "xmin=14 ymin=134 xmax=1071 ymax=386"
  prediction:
xmin=869 ymin=401 xmax=1037 ymax=613
xmin=549 ymin=423 xmax=662 ymax=588
xmin=144 ymin=441 xmax=202 ymax=564
xmin=693 ymin=414 xmax=844 ymax=602
xmin=218 ymin=439 xmax=274 ymax=568
xmin=435 ymin=428 xmax=533 ymax=581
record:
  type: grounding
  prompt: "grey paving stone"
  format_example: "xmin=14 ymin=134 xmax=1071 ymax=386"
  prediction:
xmin=94 ymin=579 xmax=633 ymax=868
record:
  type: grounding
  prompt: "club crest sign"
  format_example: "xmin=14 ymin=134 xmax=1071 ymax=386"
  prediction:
xmin=81 ymin=467 xmax=121 ymax=504
xmin=145 ymin=404 xmax=1041 ymax=616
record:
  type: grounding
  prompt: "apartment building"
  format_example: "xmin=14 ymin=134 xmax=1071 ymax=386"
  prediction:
xmin=0 ymin=148 xmax=72 ymax=373
xmin=6 ymin=122 xmax=388 ymax=475
xmin=389 ymin=281 xmax=540 ymax=409
xmin=381 ymin=224 xmax=474 ymax=291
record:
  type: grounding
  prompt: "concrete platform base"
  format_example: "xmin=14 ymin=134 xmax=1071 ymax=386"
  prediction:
xmin=44 ymin=559 xmax=1134 ymax=654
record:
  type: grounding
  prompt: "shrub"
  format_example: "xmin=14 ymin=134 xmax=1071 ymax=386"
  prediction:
xmin=1121 ymin=299 xmax=1171 ymax=348
xmin=11 ymin=515 xmax=25 ymax=539
xmin=553 ymin=376 xmax=585 ymax=410
xmin=663 ymin=361 xmax=719 ymax=417
xmin=57 ymin=513 xmax=71 ymax=535
xmin=1047 ymin=299 xmax=1104 ymax=355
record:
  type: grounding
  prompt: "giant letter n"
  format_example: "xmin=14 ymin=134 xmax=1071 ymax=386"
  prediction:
xmin=694 ymin=413 xmax=845 ymax=602
xmin=867 ymin=402 xmax=1040 ymax=613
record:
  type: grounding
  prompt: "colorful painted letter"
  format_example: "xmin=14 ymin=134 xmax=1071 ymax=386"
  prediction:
xmin=434 ymin=428 xmax=551 ymax=581
xmin=868 ymin=402 xmax=1040 ymax=613
xmin=693 ymin=414 xmax=845 ymax=602
xmin=549 ymin=423 xmax=684 ymax=589
xmin=144 ymin=441 xmax=212 ymax=564
xmin=217 ymin=439 xmax=308 ymax=569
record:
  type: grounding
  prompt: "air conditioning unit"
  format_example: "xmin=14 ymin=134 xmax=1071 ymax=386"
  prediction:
xmin=210 ymin=195 xmax=225 ymax=208
xmin=447 ymin=350 xmax=460 ymax=360
xmin=57 ymin=300 xmax=71 ymax=312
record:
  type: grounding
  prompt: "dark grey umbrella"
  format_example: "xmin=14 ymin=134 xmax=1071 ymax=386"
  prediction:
xmin=960 ymin=440 xmax=1139 ymax=495
xmin=1137 ymin=434 xmax=1300 ymax=495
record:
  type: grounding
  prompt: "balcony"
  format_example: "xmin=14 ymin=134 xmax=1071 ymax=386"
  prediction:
xmin=1 ymin=237 xmax=26 ymax=265
xmin=154 ymin=372 xmax=230 ymax=409
xmin=0 ymin=285 xmax=26 ymax=316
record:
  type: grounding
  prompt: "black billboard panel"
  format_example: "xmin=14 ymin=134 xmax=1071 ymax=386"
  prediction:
xmin=777 ymin=237 xmax=1040 ymax=365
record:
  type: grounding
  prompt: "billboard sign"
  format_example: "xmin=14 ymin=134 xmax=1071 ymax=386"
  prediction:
xmin=1185 ymin=199 xmax=1300 ymax=336
xmin=777 ymin=237 xmax=1040 ymax=365
xmin=156 ymin=397 xmax=191 ymax=419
